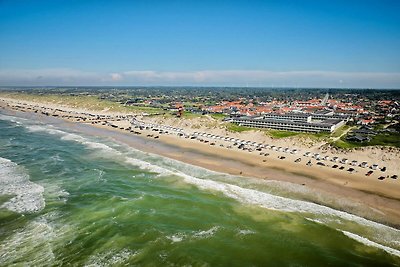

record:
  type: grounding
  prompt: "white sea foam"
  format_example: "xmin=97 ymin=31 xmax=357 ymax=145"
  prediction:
xmin=25 ymin=124 xmax=122 ymax=156
xmin=166 ymin=227 xmax=219 ymax=243
xmin=50 ymin=153 xmax=65 ymax=162
xmin=0 ymin=210 xmax=74 ymax=266
xmin=85 ymin=249 xmax=138 ymax=267
xmin=237 ymin=229 xmax=256 ymax=236
xmin=193 ymin=226 xmax=220 ymax=239
xmin=305 ymin=217 xmax=325 ymax=224
xmin=0 ymin=114 xmax=28 ymax=124
xmin=341 ymin=230 xmax=400 ymax=258
xmin=0 ymin=216 xmax=59 ymax=266
xmin=125 ymin=157 xmax=175 ymax=176
xmin=61 ymin=132 xmax=119 ymax=153
xmin=166 ymin=226 xmax=220 ymax=243
xmin=166 ymin=233 xmax=186 ymax=243
xmin=0 ymin=157 xmax=45 ymax=213
xmin=42 ymin=182 xmax=70 ymax=204
xmin=26 ymin=125 xmax=66 ymax=136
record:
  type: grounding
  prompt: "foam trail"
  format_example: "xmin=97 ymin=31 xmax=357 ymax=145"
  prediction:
xmin=0 ymin=157 xmax=45 ymax=213
xmin=341 ymin=231 xmax=400 ymax=258
xmin=0 ymin=113 xmax=28 ymax=123
xmin=85 ymin=249 xmax=138 ymax=267
xmin=0 ymin=219 xmax=56 ymax=266
xmin=0 ymin=211 xmax=73 ymax=266
xmin=25 ymin=124 xmax=122 ymax=155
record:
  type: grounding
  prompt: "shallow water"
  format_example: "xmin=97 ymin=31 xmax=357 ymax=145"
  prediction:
xmin=1 ymin=113 xmax=400 ymax=266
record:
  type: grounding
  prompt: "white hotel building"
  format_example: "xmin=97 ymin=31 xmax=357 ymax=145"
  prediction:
xmin=227 ymin=113 xmax=347 ymax=133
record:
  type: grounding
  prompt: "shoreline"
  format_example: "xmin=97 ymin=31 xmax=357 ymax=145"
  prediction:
xmin=1 ymin=97 xmax=400 ymax=228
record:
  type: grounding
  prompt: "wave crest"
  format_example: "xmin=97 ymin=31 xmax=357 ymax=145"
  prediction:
xmin=0 ymin=157 xmax=45 ymax=213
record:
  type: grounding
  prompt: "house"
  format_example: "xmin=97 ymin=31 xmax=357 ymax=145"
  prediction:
xmin=352 ymin=129 xmax=376 ymax=136
xmin=346 ymin=135 xmax=370 ymax=142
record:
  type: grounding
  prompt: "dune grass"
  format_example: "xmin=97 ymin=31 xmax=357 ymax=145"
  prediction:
xmin=369 ymin=132 xmax=400 ymax=147
xmin=0 ymin=92 xmax=164 ymax=114
xmin=330 ymin=125 xmax=351 ymax=138
xmin=210 ymin=113 xmax=227 ymax=120
xmin=182 ymin=111 xmax=202 ymax=119
xmin=267 ymin=130 xmax=301 ymax=138
xmin=266 ymin=129 xmax=329 ymax=140
xmin=330 ymin=139 xmax=363 ymax=149
xmin=330 ymin=132 xmax=400 ymax=149
xmin=225 ymin=123 xmax=331 ymax=139
xmin=226 ymin=123 xmax=253 ymax=132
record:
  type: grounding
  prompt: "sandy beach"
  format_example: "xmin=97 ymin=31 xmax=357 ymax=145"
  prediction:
xmin=1 ymin=96 xmax=400 ymax=227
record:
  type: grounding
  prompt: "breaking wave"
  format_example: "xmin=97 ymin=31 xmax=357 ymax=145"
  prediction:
xmin=341 ymin=230 xmax=400 ymax=258
xmin=0 ymin=157 xmax=45 ymax=213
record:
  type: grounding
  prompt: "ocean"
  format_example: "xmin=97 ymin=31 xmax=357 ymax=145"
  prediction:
xmin=0 ymin=112 xmax=399 ymax=266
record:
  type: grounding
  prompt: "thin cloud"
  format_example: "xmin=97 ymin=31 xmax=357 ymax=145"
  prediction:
xmin=0 ymin=69 xmax=399 ymax=88
xmin=0 ymin=69 xmax=102 ymax=85
xmin=112 ymin=70 xmax=400 ymax=88
xmin=110 ymin=73 xmax=123 ymax=81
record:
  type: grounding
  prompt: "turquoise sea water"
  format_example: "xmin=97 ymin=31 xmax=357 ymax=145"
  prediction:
xmin=1 ymin=112 xmax=400 ymax=266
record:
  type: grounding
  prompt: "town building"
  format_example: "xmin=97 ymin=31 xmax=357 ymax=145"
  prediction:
xmin=226 ymin=113 xmax=346 ymax=133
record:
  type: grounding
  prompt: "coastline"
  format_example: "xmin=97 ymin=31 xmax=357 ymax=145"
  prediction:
xmin=1 ymin=96 xmax=400 ymax=228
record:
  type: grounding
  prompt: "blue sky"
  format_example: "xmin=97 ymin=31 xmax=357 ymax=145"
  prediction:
xmin=0 ymin=0 xmax=399 ymax=88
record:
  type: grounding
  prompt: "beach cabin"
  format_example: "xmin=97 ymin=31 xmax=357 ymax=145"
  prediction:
xmin=370 ymin=164 xmax=379 ymax=170
xmin=359 ymin=162 xmax=368 ymax=168
xmin=313 ymin=153 xmax=321 ymax=160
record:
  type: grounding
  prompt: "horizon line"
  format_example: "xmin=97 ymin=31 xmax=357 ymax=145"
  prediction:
xmin=0 ymin=85 xmax=399 ymax=90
